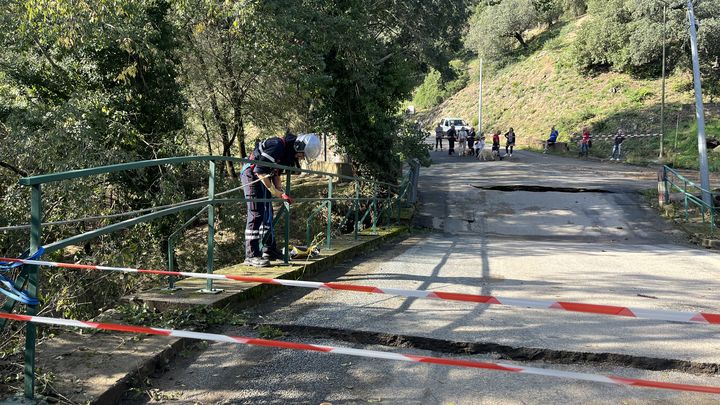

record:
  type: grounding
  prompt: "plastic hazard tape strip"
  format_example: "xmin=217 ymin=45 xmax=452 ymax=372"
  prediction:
xmin=570 ymin=133 xmax=662 ymax=141
xmin=3 ymin=258 xmax=720 ymax=325
xmin=1 ymin=311 xmax=719 ymax=395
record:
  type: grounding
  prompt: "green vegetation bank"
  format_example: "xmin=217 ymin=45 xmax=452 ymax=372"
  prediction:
xmin=415 ymin=0 xmax=720 ymax=168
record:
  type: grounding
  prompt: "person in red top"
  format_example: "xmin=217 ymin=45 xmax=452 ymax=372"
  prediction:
xmin=492 ymin=130 xmax=503 ymax=160
xmin=580 ymin=127 xmax=590 ymax=157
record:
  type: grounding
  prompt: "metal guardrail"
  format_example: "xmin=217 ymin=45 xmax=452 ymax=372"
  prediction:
xmin=2 ymin=155 xmax=421 ymax=398
xmin=662 ymin=165 xmax=716 ymax=234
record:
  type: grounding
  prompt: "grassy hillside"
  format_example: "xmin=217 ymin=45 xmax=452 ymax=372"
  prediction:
xmin=418 ymin=18 xmax=720 ymax=170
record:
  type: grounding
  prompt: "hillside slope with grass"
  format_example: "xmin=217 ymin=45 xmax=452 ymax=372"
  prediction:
xmin=419 ymin=18 xmax=720 ymax=170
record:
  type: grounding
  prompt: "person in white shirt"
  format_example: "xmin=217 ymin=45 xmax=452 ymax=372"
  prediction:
xmin=474 ymin=134 xmax=486 ymax=160
xmin=457 ymin=127 xmax=468 ymax=155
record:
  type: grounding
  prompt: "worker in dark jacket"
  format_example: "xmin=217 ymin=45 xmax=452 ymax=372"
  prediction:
xmin=610 ymin=129 xmax=625 ymax=161
xmin=241 ymin=131 xmax=321 ymax=267
xmin=447 ymin=125 xmax=457 ymax=156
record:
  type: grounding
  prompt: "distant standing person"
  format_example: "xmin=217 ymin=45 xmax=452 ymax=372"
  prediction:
xmin=610 ymin=129 xmax=625 ymax=161
xmin=474 ymin=133 xmax=486 ymax=159
xmin=434 ymin=123 xmax=443 ymax=150
xmin=447 ymin=125 xmax=457 ymax=155
xmin=492 ymin=130 xmax=502 ymax=160
xmin=544 ymin=126 xmax=558 ymax=153
xmin=583 ymin=126 xmax=592 ymax=150
xmin=467 ymin=127 xmax=476 ymax=154
xmin=579 ymin=128 xmax=590 ymax=157
xmin=504 ymin=127 xmax=516 ymax=157
xmin=458 ymin=126 xmax=468 ymax=156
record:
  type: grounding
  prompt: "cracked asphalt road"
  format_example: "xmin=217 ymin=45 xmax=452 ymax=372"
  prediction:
xmin=121 ymin=143 xmax=720 ymax=404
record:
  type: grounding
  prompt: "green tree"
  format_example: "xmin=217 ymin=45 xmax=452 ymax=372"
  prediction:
xmin=172 ymin=0 xmax=329 ymax=177
xmin=572 ymin=0 xmax=635 ymax=70
xmin=413 ymin=69 xmax=446 ymax=109
xmin=0 ymin=0 xmax=189 ymax=254
xmin=572 ymin=0 xmax=720 ymax=99
xmin=562 ymin=0 xmax=587 ymax=17
xmin=533 ymin=0 xmax=564 ymax=25
xmin=465 ymin=0 xmax=539 ymax=61
xmin=412 ymin=61 xmax=469 ymax=110
xmin=311 ymin=0 xmax=470 ymax=180
xmin=696 ymin=1 xmax=720 ymax=102
xmin=0 ymin=1 xmax=194 ymax=354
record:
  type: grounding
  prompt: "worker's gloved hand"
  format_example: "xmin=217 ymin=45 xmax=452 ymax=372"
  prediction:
xmin=281 ymin=193 xmax=294 ymax=204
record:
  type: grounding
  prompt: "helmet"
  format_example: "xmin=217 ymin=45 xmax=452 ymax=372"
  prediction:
xmin=294 ymin=133 xmax=321 ymax=162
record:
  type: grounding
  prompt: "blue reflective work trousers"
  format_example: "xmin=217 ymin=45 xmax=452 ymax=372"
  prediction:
xmin=241 ymin=168 xmax=275 ymax=258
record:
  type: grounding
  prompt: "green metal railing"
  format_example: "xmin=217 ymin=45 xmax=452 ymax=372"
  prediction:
xmin=662 ymin=165 xmax=716 ymax=234
xmin=1 ymin=155 xmax=421 ymax=399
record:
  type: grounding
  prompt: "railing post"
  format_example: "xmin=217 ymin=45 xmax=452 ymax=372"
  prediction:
xmin=205 ymin=161 xmax=216 ymax=292
xmin=372 ymin=196 xmax=378 ymax=235
xmin=24 ymin=184 xmax=42 ymax=399
xmin=663 ymin=167 xmax=670 ymax=204
xmin=284 ymin=172 xmax=291 ymax=264
xmin=409 ymin=159 xmax=420 ymax=204
xmin=711 ymin=205 xmax=716 ymax=236
xmin=354 ymin=181 xmax=360 ymax=240
xmin=326 ymin=176 xmax=333 ymax=250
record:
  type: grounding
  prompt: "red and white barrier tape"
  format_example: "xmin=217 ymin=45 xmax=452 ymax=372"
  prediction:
xmin=3 ymin=258 xmax=720 ymax=326
xmin=2 ymin=311 xmax=719 ymax=395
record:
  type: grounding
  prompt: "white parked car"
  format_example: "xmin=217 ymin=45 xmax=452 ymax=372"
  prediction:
xmin=439 ymin=117 xmax=471 ymax=135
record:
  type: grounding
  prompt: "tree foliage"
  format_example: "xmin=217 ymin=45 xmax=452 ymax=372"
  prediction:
xmin=309 ymin=0 xmax=471 ymax=179
xmin=465 ymin=0 xmax=571 ymax=61
xmin=465 ymin=0 xmax=538 ymax=60
xmin=412 ymin=61 xmax=470 ymax=110
xmin=562 ymin=0 xmax=587 ymax=17
xmin=0 ymin=0 xmax=191 ymax=253
xmin=172 ymin=0 xmax=331 ymax=176
xmin=533 ymin=0 xmax=564 ymax=25
xmin=0 ymin=0 xmax=466 ymax=263
xmin=572 ymin=0 xmax=720 ymax=99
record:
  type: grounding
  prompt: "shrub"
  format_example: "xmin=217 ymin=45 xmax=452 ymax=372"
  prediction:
xmin=628 ymin=87 xmax=654 ymax=103
xmin=412 ymin=69 xmax=445 ymax=109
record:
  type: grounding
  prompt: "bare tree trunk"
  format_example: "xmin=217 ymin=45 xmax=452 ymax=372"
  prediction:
xmin=195 ymin=99 xmax=213 ymax=155
xmin=190 ymin=35 xmax=236 ymax=177
xmin=222 ymin=141 xmax=237 ymax=178
xmin=513 ymin=32 xmax=527 ymax=48
xmin=221 ymin=33 xmax=246 ymax=172
xmin=239 ymin=117 xmax=247 ymax=158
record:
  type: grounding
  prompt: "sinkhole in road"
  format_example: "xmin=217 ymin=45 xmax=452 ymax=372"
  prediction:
xmin=473 ymin=185 xmax=613 ymax=193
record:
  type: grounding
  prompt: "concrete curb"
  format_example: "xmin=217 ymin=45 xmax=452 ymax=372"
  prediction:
xmin=701 ymin=238 xmax=720 ymax=249
xmin=673 ymin=221 xmax=720 ymax=250
xmin=22 ymin=226 xmax=409 ymax=404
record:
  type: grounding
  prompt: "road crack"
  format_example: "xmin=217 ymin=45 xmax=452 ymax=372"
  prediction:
xmin=257 ymin=323 xmax=720 ymax=375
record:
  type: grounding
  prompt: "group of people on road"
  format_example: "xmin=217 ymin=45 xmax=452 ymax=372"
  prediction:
xmin=544 ymin=125 xmax=625 ymax=160
xmin=436 ymin=121 xmax=628 ymax=162
xmin=243 ymin=122 xmax=628 ymax=269
xmin=435 ymin=123 xmax=517 ymax=160
xmin=436 ymin=124 xmax=479 ymax=156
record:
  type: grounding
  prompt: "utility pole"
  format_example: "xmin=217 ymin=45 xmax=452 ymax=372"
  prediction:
xmin=685 ymin=0 xmax=712 ymax=205
xmin=660 ymin=4 xmax=666 ymax=159
xmin=478 ymin=58 xmax=483 ymax=134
